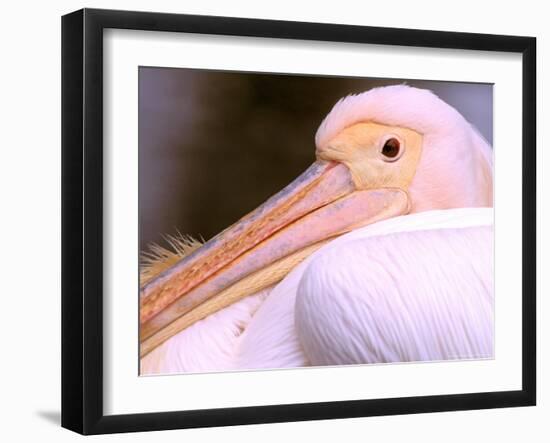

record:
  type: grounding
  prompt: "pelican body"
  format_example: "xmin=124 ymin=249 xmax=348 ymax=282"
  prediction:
xmin=140 ymin=85 xmax=494 ymax=375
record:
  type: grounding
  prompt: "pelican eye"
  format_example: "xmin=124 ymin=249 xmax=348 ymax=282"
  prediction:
xmin=381 ymin=137 xmax=402 ymax=161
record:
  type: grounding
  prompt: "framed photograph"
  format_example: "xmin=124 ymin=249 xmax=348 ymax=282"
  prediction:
xmin=61 ymin=8 xmax=536 ymax=435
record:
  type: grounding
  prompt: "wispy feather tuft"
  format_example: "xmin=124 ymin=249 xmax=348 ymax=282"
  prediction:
xmin=140 ymin=232 xmax=203 ymax=285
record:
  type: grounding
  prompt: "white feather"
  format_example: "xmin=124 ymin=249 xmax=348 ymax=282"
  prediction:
xmin=295 ymin=225 xmax=493 ymax=365
xmin=235 ymin=208 xmax=493 ymax=369
xmin=140 ymin=290 xmax=269 ymax=375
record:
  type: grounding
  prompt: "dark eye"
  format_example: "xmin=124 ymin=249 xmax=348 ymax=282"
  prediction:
xmin=381 ymin=137 xmax=401 ymax=159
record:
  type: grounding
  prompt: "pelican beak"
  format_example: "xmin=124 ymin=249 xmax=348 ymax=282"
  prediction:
xmin=140 ymin=160 xmax=409 ymax=356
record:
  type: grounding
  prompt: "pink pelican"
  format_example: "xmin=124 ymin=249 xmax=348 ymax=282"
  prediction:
xmin=140 ymin=85 xmax=494 ymax=375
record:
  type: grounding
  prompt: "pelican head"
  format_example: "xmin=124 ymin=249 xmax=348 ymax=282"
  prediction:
xmin=315 ymin=85 xmax=493 ymax=212
xmin=140 ymin=85 xmax=493 ymax=355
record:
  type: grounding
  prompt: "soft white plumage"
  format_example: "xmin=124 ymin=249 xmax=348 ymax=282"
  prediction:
xmin=142 ymin=208 xmax=493 ymax=374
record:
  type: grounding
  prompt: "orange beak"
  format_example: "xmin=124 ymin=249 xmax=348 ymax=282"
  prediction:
xmin=140 ymin=160 xmax=409 ymax=355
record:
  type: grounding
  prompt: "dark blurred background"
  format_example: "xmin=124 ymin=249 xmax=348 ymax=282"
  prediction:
xmin=139 ymin=67 xmax=492 ymax=251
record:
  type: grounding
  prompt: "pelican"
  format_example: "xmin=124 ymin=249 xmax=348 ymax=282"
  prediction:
xmin=140 ymin=85 xmax=494 ymax=375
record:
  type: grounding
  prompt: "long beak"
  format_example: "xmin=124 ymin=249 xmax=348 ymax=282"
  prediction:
xmin=140 ymin=160 xmax=409 ymax=356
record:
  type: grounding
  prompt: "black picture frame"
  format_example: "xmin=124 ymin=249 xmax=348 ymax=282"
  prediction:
xmin=61 ymin=8 xmax=537 ymax=435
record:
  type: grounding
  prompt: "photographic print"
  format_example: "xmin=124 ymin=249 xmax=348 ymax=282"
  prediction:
xmin=138 ymin=68 xmax=494 ymax=376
